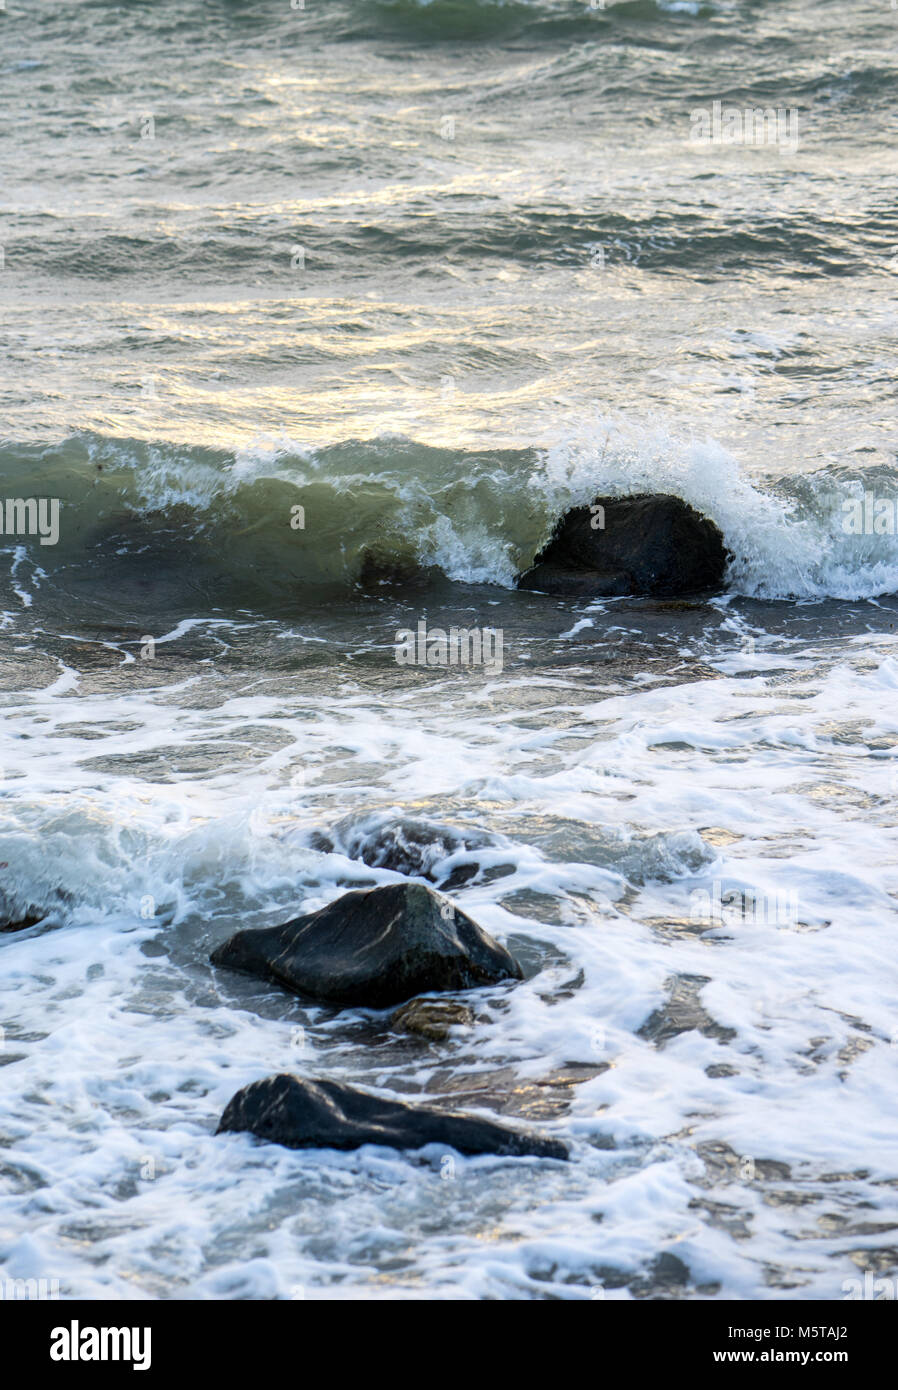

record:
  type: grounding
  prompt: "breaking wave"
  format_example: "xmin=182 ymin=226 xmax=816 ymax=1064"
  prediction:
xmin=1 ymin=424 xmax=897 ymax=603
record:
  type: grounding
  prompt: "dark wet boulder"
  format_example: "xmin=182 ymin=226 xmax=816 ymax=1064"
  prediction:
xmin=517 ymin=494 xmax=729 ymax=598
xmin=216 ymin=1073 xmax=568 ymax=1159
xmin=210 ymin=881 xmax=523 ymax=1009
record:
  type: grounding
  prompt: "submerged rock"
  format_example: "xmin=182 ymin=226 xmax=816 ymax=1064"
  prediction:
xmin=0 ymin=884 xmax=47 ymax=933
xmin=308 ymin=810 xmax=495 ymax=888
xmin=424 ymin=1061 xmax=609 ymax=1122
xmin=517 ymin=494 xmax=729 ymax=598
xmin=390 ymin=996 xmax=475 ymax=1040
xmin=630 ymin=1251 xmax=694 ymax=1299
xmin=216 ymin=1073 xmax=568 ymax=1159
xmin=638 ymin=973 xmax=737 ymax=1047
xmin=210 ymin=881 xmax=523 ymax=1009
xmin=0 ymin=909 xmax=45 ymax=934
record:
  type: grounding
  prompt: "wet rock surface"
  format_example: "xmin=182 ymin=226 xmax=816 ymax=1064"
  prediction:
xmin=390 ymin=997 xmax=475 ymax=1040
xmin=422 ymin=1061 xmax=608 ymax=1121
xmin=216 ymin=1072 xmax=569 ymax=1159
xmin=517 ymin=494 xmax=729 ymax=598
xmin=638 ymin=974 xmax=737 ymax=1047
xmin=307 ymin=811 xmax=496 ymax=888
xmin=210 ymin=881 xmax=523 ymax=1009
xmin=0 ymin=885 xmax=50 ymax=934
xmin=0 ymin=910 xmax=46 ymax=934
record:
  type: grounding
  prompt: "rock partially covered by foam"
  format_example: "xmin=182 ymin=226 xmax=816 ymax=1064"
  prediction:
xmin=0 ymin=908 xmax=45 ymax=933
xmin=517 ymin=494 xmax=729 ymax=598
xmin=0 ymin=883 xmax=51 ymax=933
xmin=390 ymin=996 xmax=475 ymax=1040
xmin=210 ymin=881 xmax=523 ymax=1009
xmin=307 ymin=810 xmax=495 ymax=887
xmin=216 ymin=1073 xmax=568 ymax=1159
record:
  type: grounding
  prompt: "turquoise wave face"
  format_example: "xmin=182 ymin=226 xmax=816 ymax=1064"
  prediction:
xmin=2 ymin=432 xmax=898 ymax=604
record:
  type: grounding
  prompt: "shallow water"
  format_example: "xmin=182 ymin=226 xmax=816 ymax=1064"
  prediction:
xmin=1 ymin=0 xmax=897 ymax=1300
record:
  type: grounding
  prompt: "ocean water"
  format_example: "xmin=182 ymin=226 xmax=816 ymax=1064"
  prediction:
xmin=1 ymin=0 xmax=897 ymax=1300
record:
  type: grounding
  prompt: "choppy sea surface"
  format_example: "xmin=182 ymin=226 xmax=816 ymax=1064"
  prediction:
xmin=1 ymin=0 xmax=897 ymax=1299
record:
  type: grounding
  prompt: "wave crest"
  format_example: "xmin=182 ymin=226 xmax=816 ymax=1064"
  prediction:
xmin=1 ymin=425 xmax=897 ymax=602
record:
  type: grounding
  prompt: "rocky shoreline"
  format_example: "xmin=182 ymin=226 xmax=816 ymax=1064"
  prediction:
xmin=205 ymin=495 xmax=728 ymax=1157
xmin=3 ymin=495 xmax=730 ymax=1163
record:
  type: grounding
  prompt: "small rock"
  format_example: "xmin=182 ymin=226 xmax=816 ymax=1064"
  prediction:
xmin=649 ymin=1252 xmax=691 ymax=1289
xmin=210 ymin=881 xmax=523 ymax=1009
xmin=630 ymin=1251 xmax=693 ymax=1298
xmin=216 ymin=1073 xmax=568 ymax=1160
xmin=390 ymin=997 xmax=475 ymax=1041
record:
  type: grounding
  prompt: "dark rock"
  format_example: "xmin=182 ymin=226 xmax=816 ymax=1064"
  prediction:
xmin=695 ymin=1140 xmax=792 ymax=1187
xmin=390 ymin=997 xmax=475 ymax=1041
xmin=438 ymin=862 xmax=480 ymax=890
xmin=517 ymin=494 xmax=729 ymax=598
xmin=631 ymin=1251 xmax=692 ymax=1298
xmin=210 ymin=881 xmax=523 ymax=1009
xmin=0 ymin=885 xmax=47 ymax=933
xmin=311 ymin=810 xmax=494 ymax=888
xmin=356 ymin=549 xmax=439 ymax=591
xmin=216 ymin=1072 xmax=568 ymax=1159
xmin=0 ymin=910 xmax=45 ymax=934
xmin=651 ymin=1251 xmax=691 ymax=1288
